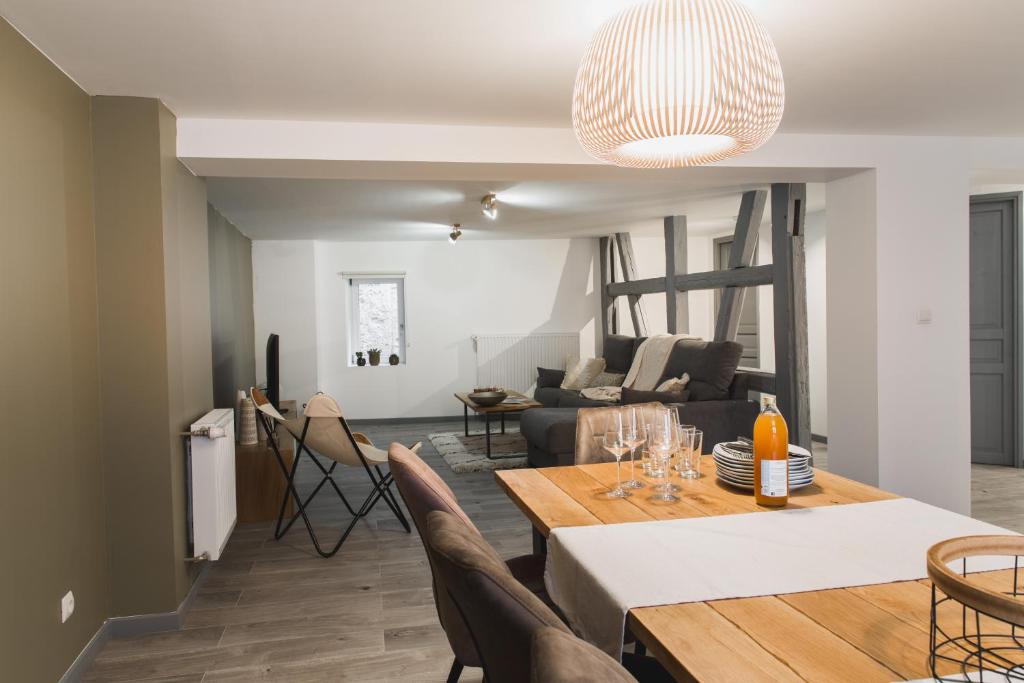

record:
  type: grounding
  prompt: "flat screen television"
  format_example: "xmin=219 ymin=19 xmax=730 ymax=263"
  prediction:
xmin=266 ymin=333 xmax=280 ymax=409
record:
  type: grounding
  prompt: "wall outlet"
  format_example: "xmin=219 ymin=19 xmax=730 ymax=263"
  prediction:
xmin=61 ymin=590 xmax=74 ymax=623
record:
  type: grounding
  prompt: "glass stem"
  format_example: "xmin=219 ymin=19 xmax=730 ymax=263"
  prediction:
xmin=629 ymin=446 xmax=636 ymax=480
xmin=616 ymin=457 xmax=622 ymax=491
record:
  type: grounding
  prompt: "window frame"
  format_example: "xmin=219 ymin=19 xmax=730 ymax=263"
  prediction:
xmin=348 ymin=276 xmax=407 ymax=366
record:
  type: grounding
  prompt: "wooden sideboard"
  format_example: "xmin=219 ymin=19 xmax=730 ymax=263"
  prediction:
xmin=235 ymin=399 xmax=297 ymax=523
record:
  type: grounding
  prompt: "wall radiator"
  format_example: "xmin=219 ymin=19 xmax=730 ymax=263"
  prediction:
xmin=473 ymin=333 xmax=580 ymax=393
xmin=187 ymin=408 xmax=237 ymax=561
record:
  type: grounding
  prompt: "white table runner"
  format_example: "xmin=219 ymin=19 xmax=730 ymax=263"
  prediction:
xmin=544 ymin=498 xmax=1017 ymax=658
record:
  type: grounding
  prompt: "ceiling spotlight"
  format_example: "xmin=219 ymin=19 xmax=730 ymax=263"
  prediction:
xmin=481 ymin=193 xmax=498 ymax=220
xmin=448 ymin=223 xmax=462 ymax=244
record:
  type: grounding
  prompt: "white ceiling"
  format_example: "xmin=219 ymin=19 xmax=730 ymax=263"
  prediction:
xmin=206 ymin=177 xmax=826 ymax=241
xmin=4 ymin=0 xmax=1024 ymax=135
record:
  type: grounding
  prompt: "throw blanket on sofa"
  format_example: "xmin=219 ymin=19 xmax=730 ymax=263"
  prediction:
xmin=580 ymin=334 xmax=694 ymax=402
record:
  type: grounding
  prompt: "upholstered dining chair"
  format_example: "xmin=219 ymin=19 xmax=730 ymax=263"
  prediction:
xmin=530 ymin=627 xmax=637 ymax=683
xmin=250 ymin=387 xmax=416 ymax=558
xmin=575 ymin=402 xmax=662 ymax=464
xmin=387 ymin=443 xmax=547 ymax=683
xmin=424 ymin=509 xmax=572 ymax=683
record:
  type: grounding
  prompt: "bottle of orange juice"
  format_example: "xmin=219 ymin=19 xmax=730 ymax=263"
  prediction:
xmin=753 ymin=396 xmax=789 ymax=507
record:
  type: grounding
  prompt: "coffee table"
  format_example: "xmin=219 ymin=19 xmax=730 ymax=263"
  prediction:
xmin=453 ymin=390 xmax=542 ymax=460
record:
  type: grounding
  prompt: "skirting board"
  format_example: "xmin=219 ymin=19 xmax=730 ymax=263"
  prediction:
xmin=59 ymin=563 xmax=210 ymax=682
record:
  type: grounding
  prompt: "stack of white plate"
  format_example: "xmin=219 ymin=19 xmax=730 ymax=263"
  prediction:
xmin=712 ymin=441 xmax=814 ymax=492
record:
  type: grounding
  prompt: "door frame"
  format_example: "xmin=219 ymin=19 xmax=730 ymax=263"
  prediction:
xmin=969 ymin=191 xmax=1023 ymax=468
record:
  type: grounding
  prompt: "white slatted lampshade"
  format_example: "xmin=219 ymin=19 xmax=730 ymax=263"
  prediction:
xmin=572 ymin=0 xmax=784 ymax=169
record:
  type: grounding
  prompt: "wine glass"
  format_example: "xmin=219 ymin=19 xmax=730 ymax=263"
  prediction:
xmin=648 ymin=409 xmax=680 ymax=502
xmin=603 ymin=411 xmax=631 ymax=499
xmin=621 ymin=407 xmax=646 ymax=489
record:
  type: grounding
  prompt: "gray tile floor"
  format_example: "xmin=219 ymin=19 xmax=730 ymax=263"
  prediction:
xmin=80 ymin=420 xmax=1024 ymax=681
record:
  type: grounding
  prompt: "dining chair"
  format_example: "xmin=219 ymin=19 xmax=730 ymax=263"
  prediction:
xmin=387 ymin=443 xmax=547 ymax=682
xmin=424 ymin=509 xmax=572 ymax=683
xmin=575 ymin=403 xmax=661 ymax=464
xmin=424 ymin=510 xmax=672 ymax=683
xmin=250 ymin=387 xmax=415 ymax=558
xmin=530 ymin=627 xmax=637 ymax=683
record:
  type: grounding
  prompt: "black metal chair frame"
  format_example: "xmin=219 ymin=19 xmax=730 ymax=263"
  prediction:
xmin=255 ymin=409 xmax=410 ymax=558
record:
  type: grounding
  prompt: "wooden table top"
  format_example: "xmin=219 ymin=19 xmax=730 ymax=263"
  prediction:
xmin=454 ymin=390 xmax=542 ymax=414
xmin=496 ymin=457 xmax=1007 ymax=682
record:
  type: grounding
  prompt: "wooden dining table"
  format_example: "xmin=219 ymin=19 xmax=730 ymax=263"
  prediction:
xmin=495 ymin=456 xmax=1014 ymax=682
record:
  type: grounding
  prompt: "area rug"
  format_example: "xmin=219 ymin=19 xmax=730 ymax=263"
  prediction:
xmin=429 ymin=427 xmax=529 ymax=473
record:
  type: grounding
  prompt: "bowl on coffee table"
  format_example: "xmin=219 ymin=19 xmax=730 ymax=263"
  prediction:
xmin=469 ymin=390 xmax=507 ymax=407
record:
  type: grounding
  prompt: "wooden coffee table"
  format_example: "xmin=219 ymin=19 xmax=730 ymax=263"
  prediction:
xmin=454 ymin=390 xmax=542 ymax=460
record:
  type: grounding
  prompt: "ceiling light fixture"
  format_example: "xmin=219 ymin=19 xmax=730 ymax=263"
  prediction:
xmin=448 ymin=223 xmax=462 ymax=244
xmin=481 ymin=193 xmax=498 ymax=220
xmin=572 ymin=0 xmax=784 ymax=169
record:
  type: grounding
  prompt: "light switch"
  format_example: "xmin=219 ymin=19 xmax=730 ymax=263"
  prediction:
xmin=917 ymin=308 xmax=933 ymax=325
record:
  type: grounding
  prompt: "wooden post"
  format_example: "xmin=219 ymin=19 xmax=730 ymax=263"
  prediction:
xmin=614 ymin=232 xmax=648 ymax=336
xmin=771 ymin=183 xmax=811 ymax=450
xmin=664 ymin=215 xmax=688 ymax=334
xmin=714 ymin=190 xmax=767 ymax=342
xmin=599 ymin=236 xmax=617 ymax=336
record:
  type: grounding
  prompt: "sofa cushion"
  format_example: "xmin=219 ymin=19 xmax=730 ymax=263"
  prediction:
xmin=533 ymin=387 xmax=560 ymax=407
xmin=561 ymin=357 xmax=606 ymax=390
xmin=520 ymin=408 xmax=580 ymax=460
xmin=603 ymin=334 xmax=637 ymax=374
xmin=558 ymin=392 xmax=616 ymax=408
xmin=621 ymin=387 xmax=690 ymax=405
xmin=663 ymin=339 xmax=744 ymax=401
xmin=536 ymin=367 xmax=565 ymax=389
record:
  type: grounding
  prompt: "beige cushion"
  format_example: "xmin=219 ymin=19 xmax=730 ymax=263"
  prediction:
xmin=561 ymin=357 xmax=607 ymax=391
xmin=588 ymin=371 xmax=626 ymax=388
xmin=655 ymin=372 xmax=690 ymax=393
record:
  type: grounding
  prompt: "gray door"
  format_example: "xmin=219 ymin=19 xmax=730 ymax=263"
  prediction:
xmin=969 ymin=193 xmax=1020 ymax=466
xmin=714 ymin=237 xmax=759 ymax=368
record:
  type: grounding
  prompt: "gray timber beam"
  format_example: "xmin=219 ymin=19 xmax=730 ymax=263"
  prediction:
xmin=599 ymin=236 xmax=616 ymax=336
xmin=771 ymin=182 xmax=811 ymax=450
xmin=606 ymin=264 xmax=774 ymax=298
xmin=664 ymin=215 xmax=688 ymax=334
xmin=614 ymin=232 xmax=648 ymax=336
xmin=714 ymin=190 xmax=768 ymax=342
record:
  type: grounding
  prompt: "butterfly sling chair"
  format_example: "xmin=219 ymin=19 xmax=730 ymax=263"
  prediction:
xmin=250 ymin=388 xmax=418 ymax=558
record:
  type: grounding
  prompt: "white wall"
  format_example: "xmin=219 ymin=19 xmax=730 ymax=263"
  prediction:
xmin=255 ymin=238 xmax=598 ymax=419
xmin=804 ymin=211 xmax=827 ymax=437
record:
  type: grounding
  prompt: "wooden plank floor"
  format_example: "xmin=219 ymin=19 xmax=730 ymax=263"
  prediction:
xmin=81 ymin=423 xmax=1024 ymax=682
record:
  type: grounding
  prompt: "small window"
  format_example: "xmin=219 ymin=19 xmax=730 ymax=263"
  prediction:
xmin=349 ymin=276 xmax=406 ymax=365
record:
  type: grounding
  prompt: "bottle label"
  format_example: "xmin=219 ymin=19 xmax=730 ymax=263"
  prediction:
xmin=760 ymin=460 xmax=788 ymax=498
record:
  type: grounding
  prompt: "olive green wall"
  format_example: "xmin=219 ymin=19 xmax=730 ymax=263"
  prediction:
xmin=92 ymin=96 xmax=212 ymax=616
xmin=0 ymin=19 xmax=109 ymax=683
xmin=209 ymin=206 xmax=256 ymax=409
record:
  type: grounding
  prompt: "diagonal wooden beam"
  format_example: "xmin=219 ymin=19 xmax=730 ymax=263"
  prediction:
xmin=771 ymin=182 xmax=811 ymax=450
xmin=614 ymin=232 xmax=648 ymax=336
xmin=664 ymin=215 xmax=688 ymax=334
xmin=714 ymin=190 xmax=768 ymax=342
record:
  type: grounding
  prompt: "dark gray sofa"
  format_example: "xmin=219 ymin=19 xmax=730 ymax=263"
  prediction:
xmin=522 ymin=335 xmax=760 ymax=468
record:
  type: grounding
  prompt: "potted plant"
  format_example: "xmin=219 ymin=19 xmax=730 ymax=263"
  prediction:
xmin=388 ymin=353 xmax=400 ymax=366
xmin=355 ymin=351 xmax=366 ymax=367
xmin=367 ymin=348 xmax=382 ymax=366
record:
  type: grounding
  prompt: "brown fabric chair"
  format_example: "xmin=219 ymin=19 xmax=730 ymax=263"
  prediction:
xmin=388 ymin=444 xmax=546 ymax=682
xmin=424 ymin=510 xmax=571 ymax=683
xmin=531 ymin=627 xmax=636 ymax=683
xmin=575 ymin=403 xmax=662 ymax=464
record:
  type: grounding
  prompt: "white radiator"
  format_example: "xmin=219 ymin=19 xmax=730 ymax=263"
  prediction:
xmin=473 ymin=333 xmax=580 ymax=393
xmin=188 ymin=409 xmax=236 ymax=561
